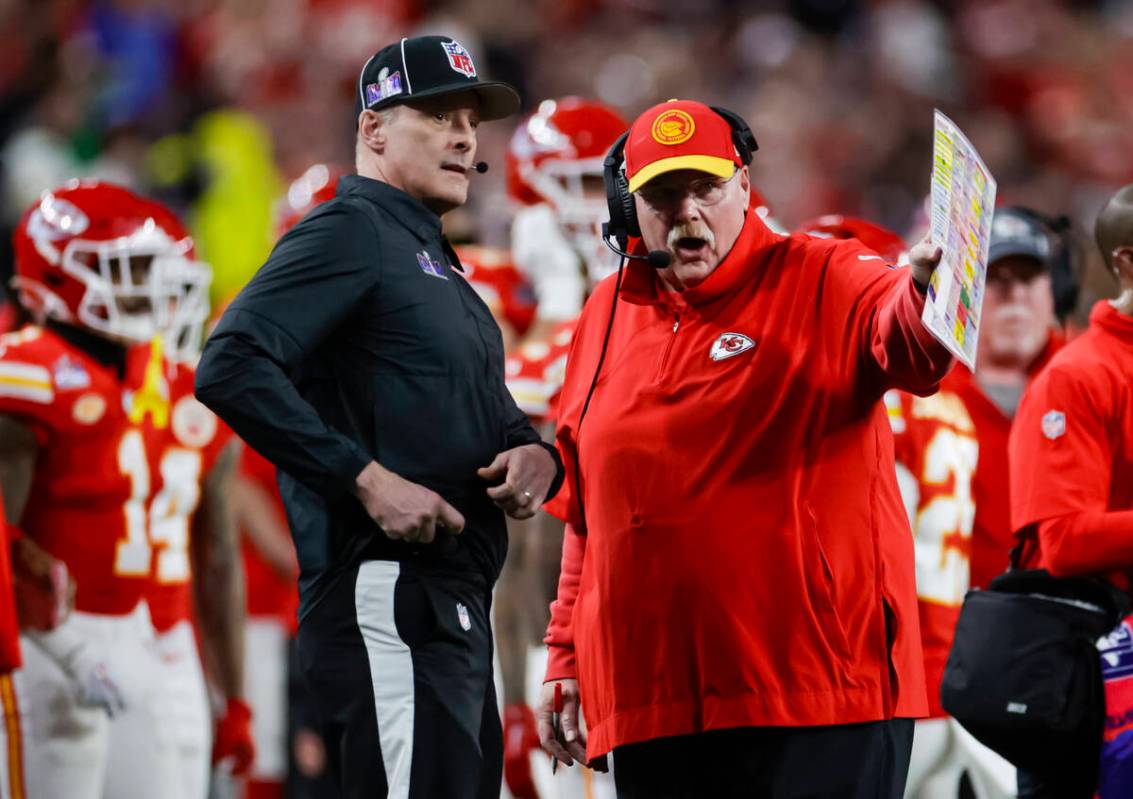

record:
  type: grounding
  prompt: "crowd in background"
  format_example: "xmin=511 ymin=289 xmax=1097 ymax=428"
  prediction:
xmin=2 ymin=0 xmax=1133 ymax=321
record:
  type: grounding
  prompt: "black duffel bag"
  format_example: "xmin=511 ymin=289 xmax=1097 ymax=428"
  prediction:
xmin=942 ymin=567 xmax=1129 ymax=781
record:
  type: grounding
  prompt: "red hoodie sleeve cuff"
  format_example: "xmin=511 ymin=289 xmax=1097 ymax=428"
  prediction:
xmin=544 ymin=644 xmax=577 ymax=682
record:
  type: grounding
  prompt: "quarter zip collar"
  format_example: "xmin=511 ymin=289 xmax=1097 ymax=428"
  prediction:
xmin=618 ymin=211 xmax=782 ymax=308
xmin=337 ymin=174 xmax=443 ymax=244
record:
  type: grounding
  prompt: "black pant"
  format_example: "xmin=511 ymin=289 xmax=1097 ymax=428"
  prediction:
xmin=297 ymin=559 xmax=501 ymax=799
xmin=612 ymin=719 xmax=915 ymax=799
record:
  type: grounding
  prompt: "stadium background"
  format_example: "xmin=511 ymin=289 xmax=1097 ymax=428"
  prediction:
xmin=2 ymin=0 xmax=1132 ymax=322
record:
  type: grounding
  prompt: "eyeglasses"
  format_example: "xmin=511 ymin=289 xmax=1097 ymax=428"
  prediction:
xmin=636 ymin=171 xmax=737 ymax=213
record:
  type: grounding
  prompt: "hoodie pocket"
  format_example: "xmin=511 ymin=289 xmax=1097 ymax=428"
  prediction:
xmin=801 ymin=502 xmax=853 ymax=664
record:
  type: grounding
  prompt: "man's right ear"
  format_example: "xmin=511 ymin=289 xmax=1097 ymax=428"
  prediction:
xmin=357 ymin=110 xmax=386 ymax=152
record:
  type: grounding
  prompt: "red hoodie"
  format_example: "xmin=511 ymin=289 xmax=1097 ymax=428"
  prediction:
xmin=543 ymin=214 xmax=953 ymax=757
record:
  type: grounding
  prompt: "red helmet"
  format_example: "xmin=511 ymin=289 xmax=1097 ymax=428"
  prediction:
xmin=508 ymin=98 xmax=628 ymax=287
xmin=507 ymin=97 xmax=627 ymax=221
xmin=12 ymin=180 xmax=211 ymax=355
xmin=276 ymin=164 xmax=346 ymax=237
xmin=797 ymin=214 xmax=907 ymax=263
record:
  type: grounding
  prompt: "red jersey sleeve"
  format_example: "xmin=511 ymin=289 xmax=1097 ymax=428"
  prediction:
xmin=0 ymin=327 xmax=67 ymax=442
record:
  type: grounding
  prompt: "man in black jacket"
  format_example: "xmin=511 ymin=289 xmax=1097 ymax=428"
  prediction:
xmin=195 ymin=35 xmax=562 ymax=799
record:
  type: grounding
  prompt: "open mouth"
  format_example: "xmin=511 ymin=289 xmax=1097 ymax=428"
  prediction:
xmin=441 ymin=163 xmax=468 ymax=176
xmin=674 ymin=236 xmax=709 ymax=257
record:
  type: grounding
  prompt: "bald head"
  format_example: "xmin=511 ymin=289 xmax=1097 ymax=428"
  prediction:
xmin=1095 ymin=183 xmax=1133 ymax=276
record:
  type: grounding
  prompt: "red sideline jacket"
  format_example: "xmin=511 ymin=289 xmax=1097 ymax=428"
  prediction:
xmin=1010 ymin=302 xmax=1133 ymax=582
xmin=543 ymin=214 xmax=954 ymax=758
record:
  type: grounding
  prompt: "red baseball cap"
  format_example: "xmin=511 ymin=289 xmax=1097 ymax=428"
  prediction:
xmin=624 ymin=100 xmax=741 ymax=193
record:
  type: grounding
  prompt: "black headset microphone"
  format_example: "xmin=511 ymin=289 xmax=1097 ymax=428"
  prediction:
xmin=571 ymin=105 xmax=759 ymax=527
xmin=473 ymin=161 xmax=489 ymax=174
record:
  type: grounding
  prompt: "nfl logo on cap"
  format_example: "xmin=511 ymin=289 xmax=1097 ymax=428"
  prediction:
xmin=441 ymin=40 xmax=476 ymax=78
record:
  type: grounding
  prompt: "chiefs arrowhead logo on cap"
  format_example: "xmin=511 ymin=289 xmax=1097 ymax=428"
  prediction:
xmin=652 ymin=109 xmax=696 ymax=146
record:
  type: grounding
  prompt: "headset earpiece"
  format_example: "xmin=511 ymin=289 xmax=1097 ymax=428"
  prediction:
xmin=709 ymin=106 xmax=758 ymax=167
xmin=603 ymin=131 xmax=639 ymax=247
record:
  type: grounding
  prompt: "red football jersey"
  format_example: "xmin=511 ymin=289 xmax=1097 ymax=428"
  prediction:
xmin=239 ymin=446 xmax=299 ymax=633
xmin=456 ymin=245 xmax=538 ymax=337
xmin=942 ymin=337 xmax=1060 ymax=589
xmin=0 ymin=325 xmax=215 ymax=617
xmin=144 ymin=362 xmax=233 ymax=632
xmin=504 ymin=320 xmax=575 ymax=423
xmin=885 ymin=389 xmax=978 ymax=718
xmin=0 ymin=493 xmax=19 ymax=672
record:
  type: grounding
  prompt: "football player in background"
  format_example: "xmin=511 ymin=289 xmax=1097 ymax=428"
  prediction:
xmin=941 ymin=207 xmax=1081 ymax=592
xmin=495 ymin=97 xmax=628 ymax=799
xmin=0 ymin=181 xmax=245 ymax=798
xmin=147 ymin=243 xmax=254 ymax=796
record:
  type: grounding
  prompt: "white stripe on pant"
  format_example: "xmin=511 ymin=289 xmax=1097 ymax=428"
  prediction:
xmin=355 ymin=560 xmax=415 ymax=798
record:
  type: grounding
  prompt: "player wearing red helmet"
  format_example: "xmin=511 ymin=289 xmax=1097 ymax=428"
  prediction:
xmin=496 ymin=98 xmax=633 ymax=799
xmin=507 ymin=97 xmax=629 ymax=329
xmin=0 ymin=181 xmax=247 ymax=798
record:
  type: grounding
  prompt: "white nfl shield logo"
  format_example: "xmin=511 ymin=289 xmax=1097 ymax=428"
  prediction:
xmin=1041 ymin=410 xmax=1066 ymax=440
xmin=456 ymin=603 xmax=471 ymax=631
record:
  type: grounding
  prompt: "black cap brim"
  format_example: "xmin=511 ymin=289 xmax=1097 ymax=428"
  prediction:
xmin=366 ymin=81 xmax=520 ymax=121
xmin=988 ymin=239 xmax=1049 ymax=266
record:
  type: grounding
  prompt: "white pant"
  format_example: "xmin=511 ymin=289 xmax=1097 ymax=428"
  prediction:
xmin=243 ymin=617 xmax=289 ymax=781
xmin=154 ymin=621 xmax=213 ymax=799
xmin=906 ymin=717 xmax=1017 ymax=799
xmin=14 ymin=604 xmax=183 ymax=799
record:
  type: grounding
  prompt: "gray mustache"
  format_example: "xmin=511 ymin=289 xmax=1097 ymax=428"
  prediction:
xmin=667 ymin=222 xmax=715 ymax=251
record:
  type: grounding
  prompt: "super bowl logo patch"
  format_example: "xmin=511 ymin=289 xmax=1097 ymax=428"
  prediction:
xmin=441 ymin=40 xmax=476 ymax=78
xmin=52 ymin=355 xmax=90 ymax=391
xmin=651 ymin=109 xmax=696 ymax=146
xmin=1041 ymin=409 xmax=1066 ymax=440
xmin=709 ymin=332 xmax=756 ymax=362
xmin=416 ymin=250 xmax=448 ymax=280
xmin=365 ymin=68 xmax=403 ymax=106
xmin=456 ymin=602 xmax=471 ymax=631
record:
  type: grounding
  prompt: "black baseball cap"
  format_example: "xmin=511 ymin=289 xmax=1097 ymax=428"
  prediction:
xmin=355 ymin=36 xmax=520 ymax=122
xmin=988 ymin=207 xmax=1053 ymax=266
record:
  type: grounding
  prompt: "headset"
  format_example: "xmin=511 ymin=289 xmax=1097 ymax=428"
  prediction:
xmin=573 ymin=106 xmax=759 ymax=528
xmin=600 ymin=105 xmax=759 ymax=257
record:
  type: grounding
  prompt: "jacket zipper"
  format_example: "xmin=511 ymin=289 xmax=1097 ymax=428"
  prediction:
xmin=654 ymin=313 xmax=681 ymax=381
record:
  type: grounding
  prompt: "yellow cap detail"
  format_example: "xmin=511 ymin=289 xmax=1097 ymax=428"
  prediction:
xmin=128 ymin=336 xmax=170 ymax=429
xmin=651 ymin=109 xmax=696 ymax=146
xmin=628 ymin=155 xmax=735 ymax=193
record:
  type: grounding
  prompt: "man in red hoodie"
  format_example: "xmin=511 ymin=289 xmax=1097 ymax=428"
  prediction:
xmin=534 ymin=99 xmax=954 ymax=797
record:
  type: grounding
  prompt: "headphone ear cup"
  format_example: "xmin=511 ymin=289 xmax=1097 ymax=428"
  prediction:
xmin=618 ymin=171 xmax=640 ymax=239
xmin=603 ymin=132 xmax=638 ymax=248
xmin=709 ymin=106 xmax=758 ymax=166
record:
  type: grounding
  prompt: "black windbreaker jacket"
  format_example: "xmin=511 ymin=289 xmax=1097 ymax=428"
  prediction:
xmin=196 ymin=175 xmax=560 ymax=616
